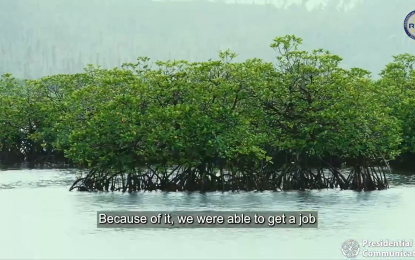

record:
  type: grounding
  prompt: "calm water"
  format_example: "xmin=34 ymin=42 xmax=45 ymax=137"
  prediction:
xmin=0 ymin=168 xmax=414 ymax=260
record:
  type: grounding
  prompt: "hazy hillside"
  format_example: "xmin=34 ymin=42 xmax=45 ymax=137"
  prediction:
xmin=0 ymin=0 xmax=414 ymax=78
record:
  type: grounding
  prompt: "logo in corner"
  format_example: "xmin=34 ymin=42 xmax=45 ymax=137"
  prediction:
xmin=341 ymin=239 xmax=360 ymax=258
xmin=404 ymin=10 xmax=415 ymax=40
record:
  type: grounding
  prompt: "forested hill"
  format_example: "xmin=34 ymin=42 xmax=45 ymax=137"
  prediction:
xmin=0 ymin=0 xmax=414 ymax=79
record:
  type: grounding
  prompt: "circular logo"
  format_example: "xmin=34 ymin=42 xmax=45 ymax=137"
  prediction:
xmin=342 ymin=239 xmax=360 ymax=258
xmin=404 ymin=10 xmax=415 ymax=40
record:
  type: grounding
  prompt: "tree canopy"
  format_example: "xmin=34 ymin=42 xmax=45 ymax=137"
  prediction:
xmin=1 ymin=35 xmax=413 ymax=192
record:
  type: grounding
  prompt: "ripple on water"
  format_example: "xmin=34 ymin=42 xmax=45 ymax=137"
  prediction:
xmin=0 ymin=168 xmax=77 ymax=190
xmin=0 ymin=169 xmax=414 ymax=260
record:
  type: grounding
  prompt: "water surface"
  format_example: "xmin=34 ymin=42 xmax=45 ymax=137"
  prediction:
xmin=0 ymin=169 xmax=414 ymax=259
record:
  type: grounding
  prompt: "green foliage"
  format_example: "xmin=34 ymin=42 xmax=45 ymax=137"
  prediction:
xmin=0 ymin=35 xmax=410 ymax=171
xmin=376 ymin=54 xmax=415 ymax=153
xmin=0 ymin=74 xmax=49 ymax=161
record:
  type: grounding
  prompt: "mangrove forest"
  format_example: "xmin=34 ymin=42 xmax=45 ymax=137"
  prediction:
xmin=1 ymin=35 xmax=415 ymax=192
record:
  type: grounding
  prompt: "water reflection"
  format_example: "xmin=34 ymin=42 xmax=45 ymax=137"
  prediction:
xmin=0 ymin=169 xmax=414 ymax=259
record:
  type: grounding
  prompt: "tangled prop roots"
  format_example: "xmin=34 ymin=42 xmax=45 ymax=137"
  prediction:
xmin=69 ymin=163 xmax=390 ymax=192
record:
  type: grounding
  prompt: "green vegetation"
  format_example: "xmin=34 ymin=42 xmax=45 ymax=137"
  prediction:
xmin=1 ymin=35 xmax=414 ymax=192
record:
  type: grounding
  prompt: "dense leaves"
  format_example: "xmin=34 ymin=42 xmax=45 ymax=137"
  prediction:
xmin=0 ymin=35 xmax=412 ymax=191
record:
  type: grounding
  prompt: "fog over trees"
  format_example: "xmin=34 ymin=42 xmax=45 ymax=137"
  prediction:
xmin=0 ymin=0 xmax=414 ymax=79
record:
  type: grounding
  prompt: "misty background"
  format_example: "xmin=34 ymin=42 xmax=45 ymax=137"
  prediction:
xmin=0 ymin=0 xmax=413 ymax=79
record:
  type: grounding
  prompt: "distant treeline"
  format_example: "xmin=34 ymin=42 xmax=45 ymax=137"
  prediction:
xmin=1 ymin=35 xmax=414 ymax=192
xmin=0 ymin=0 xmax=413 ymax=79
